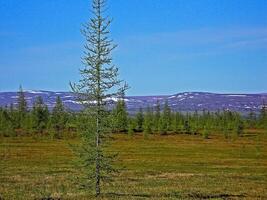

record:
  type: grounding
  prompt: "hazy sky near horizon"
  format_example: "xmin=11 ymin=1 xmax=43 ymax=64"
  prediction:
xmin=0 ymin=0 xmax=267 ymax=95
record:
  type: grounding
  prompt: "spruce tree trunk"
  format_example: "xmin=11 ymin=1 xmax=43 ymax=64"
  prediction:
xmin=95 ymin=116 xmax=101 ymax=196
xmin=96 ymin=0 xmax=101 ymax=196
xmin=96 ymin=116 xmax=100 ymax=196
xmin=96 ymin=66 xmax=101 ymax=196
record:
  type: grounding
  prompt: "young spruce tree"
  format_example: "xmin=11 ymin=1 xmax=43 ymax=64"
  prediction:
xmin=153 ymin=100 xmax=161 ymax=133
xmin=71 ymin=0 xmax=127 ymax=196
xmin=113 ymin=99 xmax=128 ymax=132
xmin=136 ymin=108 xmax=144 ymax=132
xmin=32 ymin=96 xmax=49 ymax=134
xmin=51 ymin=96 xmax=67 ymax=139
xmin=17 ymin=85 xmax=27 ymax=129
xmin=144 ymin=106 xmax=153 ymax=137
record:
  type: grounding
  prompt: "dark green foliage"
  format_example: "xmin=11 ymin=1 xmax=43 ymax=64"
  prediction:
xmin=246 ymin=111 xmax=256 ymax=129
xmin=7 ymin=104 xmax=19 ymax=131
xmin=32 ymin=96 xmax=49 ymax=134
xmin=0 ymin=108 xmax=4 ymax=136
xmin=144 ymin=106 xmax=153 ymax=136
xmin=70 ymin=0 xmax=128 ymax=196
xmin=0 ymin=87 xmax=71 ymax=137
xmin=1 ymin=100 xmax=266 ymax=140
xmin=190 ymin=111 xmax=199 ymax=135
xmin=0 ymin=106 xmax=16 ymax=136
xmin=17 ymin=85 xmax=28 ymax=128
xmin=51 ymin=96 xmax=68 ymax=138
xmin=127 ymin=117 xmax=135 ymax=137
xmin=0 ymin=107 xmax=3 ymax=134
xmin=159 ymin=115 xmax=167 ymax=135
xmin=112 ymin=100 xmax=128 ymax=133
xmin=236 ymin=119 xmax=244 ymax=136
xmin=163 ymin=101 xmax=172 ymax=131
xmin=22 ymin=113 xmax=33 ymax=134
xmin=172 ymin=112 xmax=183 ymax=133
xmin=183 ymin=120 xmax=191 ymax=134
xmin=202 ymin=127 xmax=210 ymax=139
xmin=135 ymin=108 xmax=144 ymax=132
xmin=159 ymin=101 xmax=171 ymax=135
xmin=153 ymin=101 xmax=161 ymax=133
xmin=0 ymin=88 xmax=266 ymax=144
xmin=259 ymin=106 xmax=267 ymax=129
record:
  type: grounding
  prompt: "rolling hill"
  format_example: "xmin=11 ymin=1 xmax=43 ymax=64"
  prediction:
xmin=0 ymin=90 xmax=266 ymax=114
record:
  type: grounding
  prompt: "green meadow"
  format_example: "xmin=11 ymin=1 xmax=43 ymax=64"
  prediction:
xmin=0 ymin=131 xmax=266 ymax=199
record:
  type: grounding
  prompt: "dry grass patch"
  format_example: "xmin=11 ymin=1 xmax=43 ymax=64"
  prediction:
xmin=0 ymin=131 xmax=267 ymax=199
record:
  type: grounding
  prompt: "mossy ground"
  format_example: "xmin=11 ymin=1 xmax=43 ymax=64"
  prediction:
xmin=0 ymin=130 xmax=266 ymax=199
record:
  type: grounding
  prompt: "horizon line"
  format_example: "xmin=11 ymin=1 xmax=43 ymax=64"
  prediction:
xmin=0 ymin=89 xmax=266 ymax=96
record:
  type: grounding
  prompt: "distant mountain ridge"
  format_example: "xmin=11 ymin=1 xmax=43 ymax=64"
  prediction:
xmin=0 ymin=90 xmax=266 ymax=114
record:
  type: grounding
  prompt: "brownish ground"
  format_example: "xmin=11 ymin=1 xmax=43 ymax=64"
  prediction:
xmin=0 ymin=130 xmax=266 ymax=199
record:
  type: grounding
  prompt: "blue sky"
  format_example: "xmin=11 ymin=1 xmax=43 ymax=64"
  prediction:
xmin=0 ymin=0 xmax=266 ymax=95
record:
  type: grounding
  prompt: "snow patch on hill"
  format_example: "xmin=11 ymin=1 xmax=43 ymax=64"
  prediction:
xmin=0 ymin=91 xmax=266 ymax=113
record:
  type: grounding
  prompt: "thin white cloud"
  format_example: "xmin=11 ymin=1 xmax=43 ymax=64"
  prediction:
xmin=222 ymin=37 xmax=267 ymax=49
xmin=117 ymin=26 xmax=267 ymax=57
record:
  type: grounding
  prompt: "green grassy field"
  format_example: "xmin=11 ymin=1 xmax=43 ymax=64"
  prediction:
xmin=0 ymin=131 xmax=267 ymax=199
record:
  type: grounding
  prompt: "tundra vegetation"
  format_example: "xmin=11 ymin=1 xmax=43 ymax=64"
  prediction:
xmin=0 ymin=128 xmax=266 ymax=199
xmin=1 ymin=0 xmax=267 ymax=199
xmin=0 ymin=89 xmax=266 ymax=139
xmin=0 ymin=87 xmax=267 ymax=199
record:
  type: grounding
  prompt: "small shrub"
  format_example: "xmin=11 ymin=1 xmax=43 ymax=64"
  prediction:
xmin=202 ymin=129 xmax=209 ymax=139
xmin=127 ymin=121 xmax=135 ymax=137
xmin=236 ymin=121 xmax=244 ymax=136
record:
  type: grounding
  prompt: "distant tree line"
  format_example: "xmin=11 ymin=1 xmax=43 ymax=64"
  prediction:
xmin=0 ymin=87 xmax=267 ymax=139
xmin=0 ymin=86 xmax=77 ymax=138
xmin=112 ymin=100 xmax=267 ymax=139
